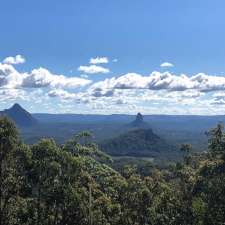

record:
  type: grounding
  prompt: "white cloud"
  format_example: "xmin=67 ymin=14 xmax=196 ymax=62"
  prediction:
xmin=90 ymin=71 xmax=225 ymax=93
xmin=3 ymin=55 xmax=26 ymax=65
xmin=116 ymin=99 xmax=127 ymax=105
xmin=23 ymin=67 xmax=92 ymax=89
xmin=48 ymin=89 xmax=91 ymax=105
xmin=90 ymin=72 xmax=194 ymax=91
xmin=78 ymin=65 xmax=110 ymax=74
xmin=210 ymin=92 xmax=225 ymax=105
xmin=48 ymin=89 xmax=77 ymax=99
xmin=90 ymin=57 xmax=109 ymax=64
xmin=91 ymin=88 xmax=115 ymax=97
xmin=4 ymin=55 xmax=225 ymax=114
xmin=0 ymin=63 xmax=24 ymax=88
xmin=0 ymin=63 xmax=92 ymax=89
xmin=167 ymin=90 xmax=203 ymax=99
xmin=0 ymin=89 xmax=26 ymax=101
xmin=160 ymin=62 xmax=174 ymax=68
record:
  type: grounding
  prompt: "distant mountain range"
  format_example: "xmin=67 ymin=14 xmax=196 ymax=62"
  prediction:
xmin=0 ymin=105 xmax=178 ymax=159
xmin=0 ymin=103 xmax=38 ymax=127
xmin=2 ymin=103 xmax=225 ymax=157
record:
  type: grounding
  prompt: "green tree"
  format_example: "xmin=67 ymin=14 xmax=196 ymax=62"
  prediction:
xmin=0 ymin=117 xmax=19 ymax=225
xmin=206 ymin=123 xmax=225 ymax=156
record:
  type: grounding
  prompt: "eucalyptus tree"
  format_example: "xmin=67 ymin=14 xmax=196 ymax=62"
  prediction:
xmin=0 ymin=117 xmax=19 ymax=225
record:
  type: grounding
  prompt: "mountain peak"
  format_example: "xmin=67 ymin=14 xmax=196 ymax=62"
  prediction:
xmin=135 ymin=112 xmax=144 ymax=123
xmin=128 ymin=112 xmax=149 ymax=128
xmin=10 ymin=103 xmax=25 ymax=111
xmin=1 ymin=103 xmax=38 ymax=127
xmin=12 ymin=103 xmax=21 ymax=107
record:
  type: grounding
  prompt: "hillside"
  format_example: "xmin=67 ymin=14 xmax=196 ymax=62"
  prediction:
xmin=100 ymin=128 xmax=178 ymax=159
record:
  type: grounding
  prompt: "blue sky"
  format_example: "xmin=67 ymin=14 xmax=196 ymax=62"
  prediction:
xmin=1 ymin=0 xmax=225 ymax=114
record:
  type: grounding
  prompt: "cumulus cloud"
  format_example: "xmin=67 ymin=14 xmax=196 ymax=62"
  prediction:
xmin=116 ymin=99 xmax=127 ymax=105
xmin=210 ymin=92 xmax=225 ymax=105
xmin=22 ymin=68 xmax=92 ymax=88
xmin=3 ymin=54 xmax=225 ymax=114
xmin=0 ymin=89 xmax=26 ymax=101
xmin=165 ymin=90 xmax=203 ymax=99
xmin=160 ymin=62 xmax=174 ymax=68
xmin=90 ymin=71 xmax=225 ymax=93
xmin=90 ymin=72 xmax=193 ymax=92
xmin=90 ymin=57 xmax=109 ymax=64
xmin=48 ymin=89 xmax=91 ymax=104
xmin=0 ymin=64 xmax=92 ymax=89
xmin=0 ymin=63 xmax=24 ymax=88
xmin=210 ymin=98 xmax=225 ymax=105
xmin=78 ymin=65 xmax=110 ymax=74
xmin=3 ymin=55 xmax=26 ymax=65
xmin=91 ymin=88 xmax=115 ymax=97
xmin=48 ymin=89 xmax=77 ymax=99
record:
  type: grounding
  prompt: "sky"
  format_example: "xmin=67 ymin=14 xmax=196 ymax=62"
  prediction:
xmin=1 ymin=0 xmax=225 ymax=114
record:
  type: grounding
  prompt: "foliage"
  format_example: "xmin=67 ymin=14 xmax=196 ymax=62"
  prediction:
xmin=0 ymin=116 xmax=225 ymax=225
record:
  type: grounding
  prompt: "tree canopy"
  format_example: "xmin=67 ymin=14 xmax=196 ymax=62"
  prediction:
xmin=0 ymin=116 xmax=225 ymax=225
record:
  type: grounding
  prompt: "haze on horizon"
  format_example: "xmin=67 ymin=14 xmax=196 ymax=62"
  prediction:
xmin=1 ymin=0 xmax=225 ymax=115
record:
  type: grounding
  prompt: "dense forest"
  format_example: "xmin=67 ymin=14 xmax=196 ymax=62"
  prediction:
xmin=0 ymin=116 xmax=225 ymax=225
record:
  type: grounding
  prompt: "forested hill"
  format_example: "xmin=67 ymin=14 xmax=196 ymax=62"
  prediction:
xmin=1 ymin=117 xmax=225 ymax=224
xmin=100 ymin=128 xmax=178 ymax=159
xmin=100 ymin=113 xmax=179 ymax=160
